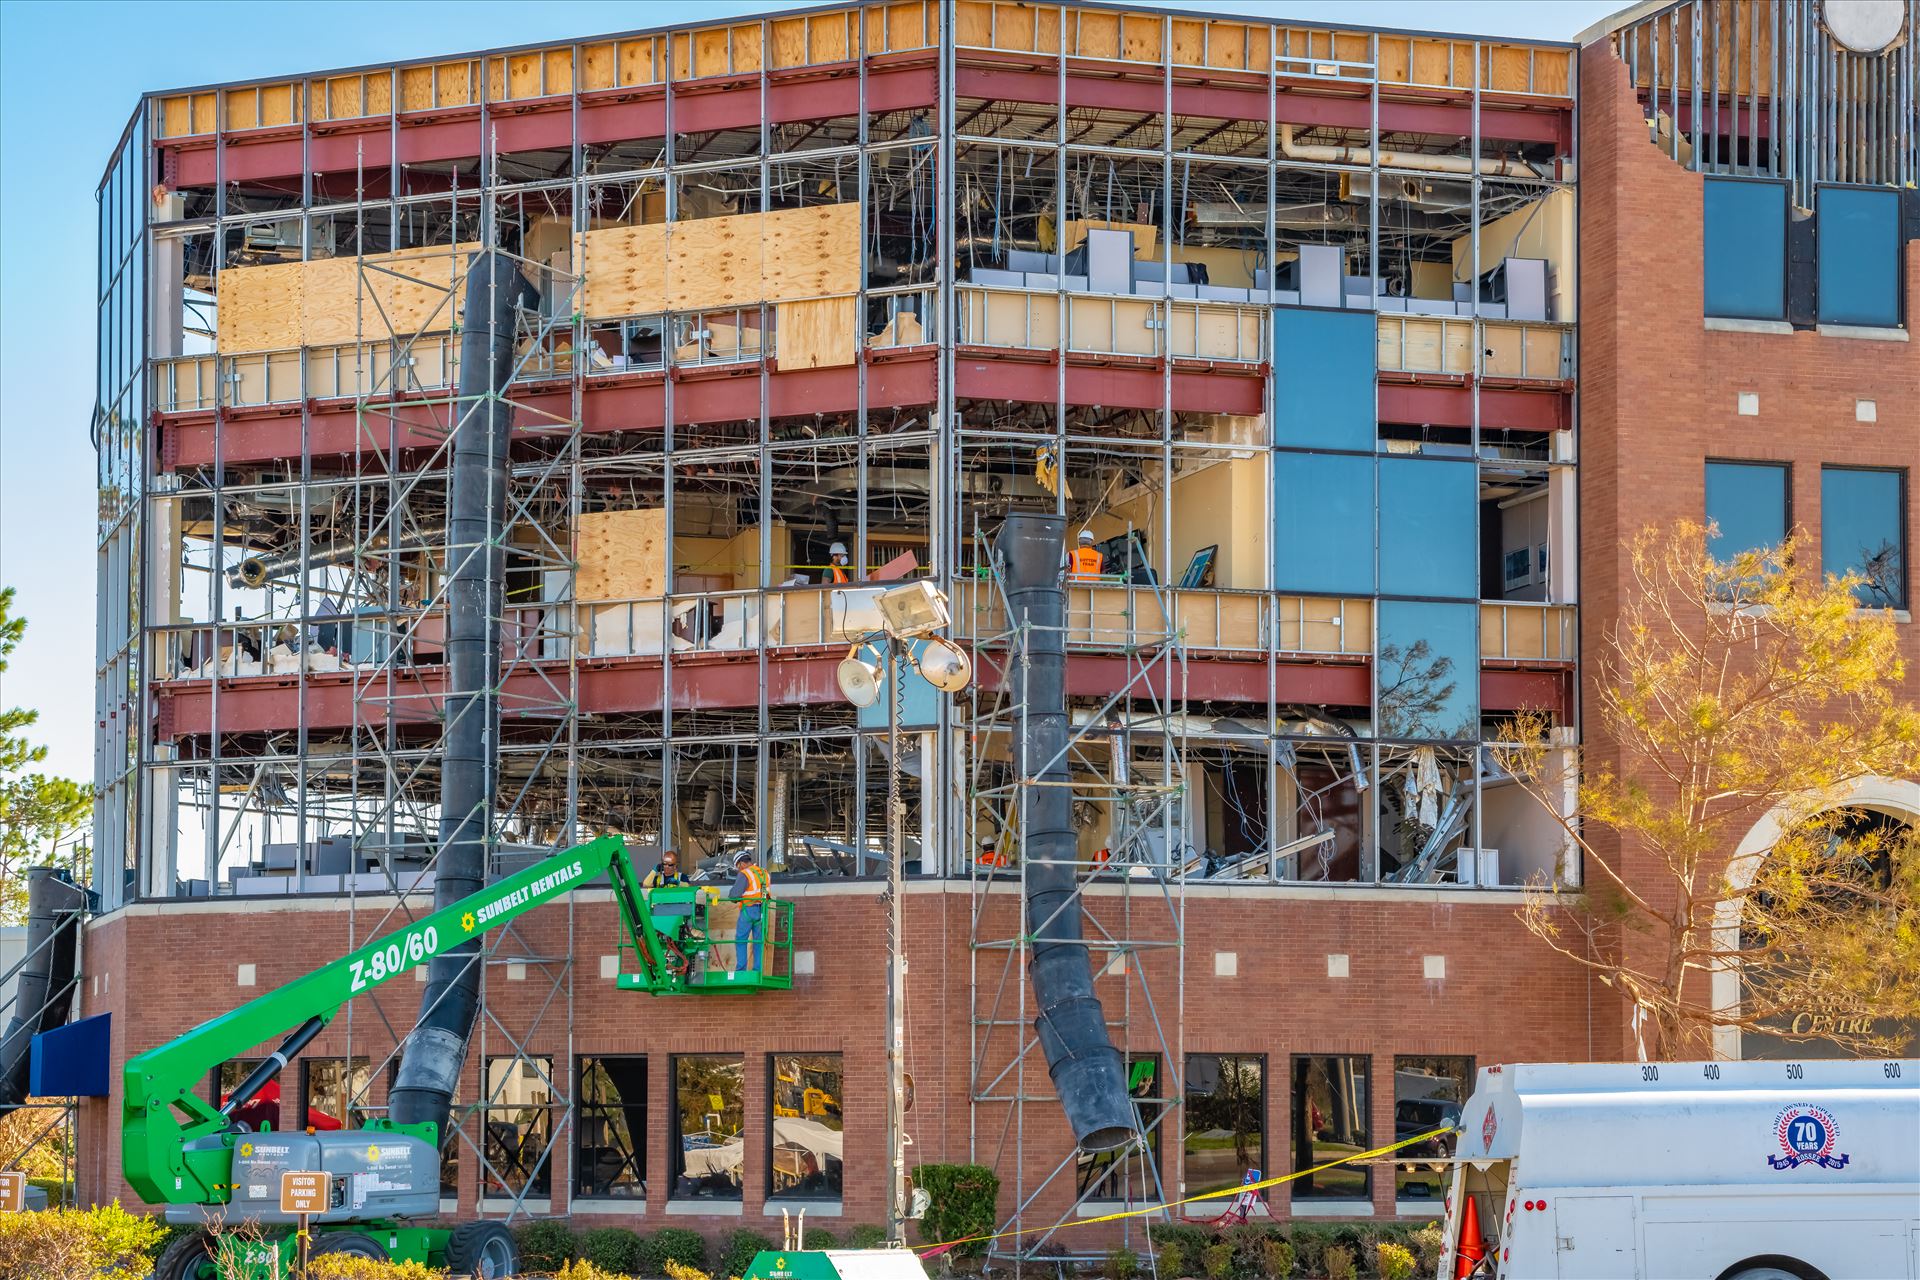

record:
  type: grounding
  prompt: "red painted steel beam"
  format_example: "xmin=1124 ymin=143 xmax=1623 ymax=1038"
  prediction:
xmin=954 ymin=64 xmax=1566 ymax=145
xmin=1377 ymin=382 xmax=1570 ymax=433
xmin=1481 ymin=666 xmax=1572 ymax=720
xmin=156 ymin=354 xmax=939 ymax=470
xmin=952 ymin=352 xmax=1264 ymax=416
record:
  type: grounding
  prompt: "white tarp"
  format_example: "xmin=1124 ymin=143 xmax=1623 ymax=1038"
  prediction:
xmin=772 ymin=1116 xmax=844 ymax=1161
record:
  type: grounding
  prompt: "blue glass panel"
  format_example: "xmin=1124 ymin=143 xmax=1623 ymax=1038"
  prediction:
xmin=1705 ymin=461 xmax=1788 ymax=560
xmin=1274 ymin=452 xmax=1374 ymax=594
xmin=1821 ymin=467 xmax=1907 ymax=609
xmin=1271 ymin=309 xmax=1376 ymax=450
xmin=1377 ymin=601 xmax=1479 ymax=741
xmin=1378 ymin=458 xmax=1476 ymax=599
xmin=1703 ymin=179 xmax=1786 ymax=320
xmin=1817 ymin=187 xmax=1901 ymax=328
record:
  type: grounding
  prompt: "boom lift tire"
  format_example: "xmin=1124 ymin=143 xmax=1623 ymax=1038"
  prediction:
xmin=446 ymin=1219 xmax=519 ymax=1277
xmin=311 ymin=1231 xmax=390 ymax=1260
xmin=150 ymin=1229 xmax=217 ymax=1280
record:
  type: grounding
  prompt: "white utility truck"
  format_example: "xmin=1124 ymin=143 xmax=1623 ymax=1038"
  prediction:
xmin=1438 ymin=1059 xmax=1919 ymax=1280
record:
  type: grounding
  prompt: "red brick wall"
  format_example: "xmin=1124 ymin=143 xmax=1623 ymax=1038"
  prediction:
xmin=79 ymin=884 xmax=1593 ymax=1240
xmin=1577 ymin=41 xmax=1920 ymax=1059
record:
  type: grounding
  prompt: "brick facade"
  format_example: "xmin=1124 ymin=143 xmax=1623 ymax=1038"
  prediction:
xmin=80 ymin=884 xmax=1591 ymax=1235
xmin=1577 ymin=41 xmax=1920 ymax=1060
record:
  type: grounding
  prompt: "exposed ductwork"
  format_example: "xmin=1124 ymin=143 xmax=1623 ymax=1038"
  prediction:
xmin=227 ymin=524 xmax=449 ymax=590
xmin=1278 ymin=123 xmax=1544 ymax=178
xmin=0 ymin=869 xmax=89 ymax=1109
xmin=388 ymin=251 xmax=539 ymax=1144
xmin=995 ymin=512 xmax=1138 ymax=1153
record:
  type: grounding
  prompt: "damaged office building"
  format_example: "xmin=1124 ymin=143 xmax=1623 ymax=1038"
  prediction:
xmin=71 ymin=0 xmax=1913 ymax=1252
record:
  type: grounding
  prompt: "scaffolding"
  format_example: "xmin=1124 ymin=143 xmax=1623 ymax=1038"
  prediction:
xmin=966 ymin=535 xmax=1190 ymax=1268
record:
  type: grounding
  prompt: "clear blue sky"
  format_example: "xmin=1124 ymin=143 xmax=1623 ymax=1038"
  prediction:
xmin=0 ymin=0 xmax=1617 ymax=785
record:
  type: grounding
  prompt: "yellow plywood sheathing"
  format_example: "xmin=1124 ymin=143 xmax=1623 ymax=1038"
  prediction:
xmin=776 ymin=297 xmax=859 ymax=369
xmin=191 ymin=93 xmax=217 ymax=135
xmin=665 ymin=217 xmax=762 ymax=311
xmin=301 ymin=244 xmax=478 ymax=349
xmin=579 ymin=224 xmax=662 ymax=317
xmin=576 ymin=509 xmax=670 ymax=601
xmin=1378 ymin=315 xmax=1472 ymax=376
xmin=762 ymin=204 xmax=862 ymax=300
xmin=1120 ymin=13 xmax=1162 ymax=62
xmin=216 ymin=262 xmax=307 ymax=354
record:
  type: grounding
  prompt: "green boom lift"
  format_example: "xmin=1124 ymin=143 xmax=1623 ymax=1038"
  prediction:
xmin=129 ymin=834 xmax=792 ymax=1279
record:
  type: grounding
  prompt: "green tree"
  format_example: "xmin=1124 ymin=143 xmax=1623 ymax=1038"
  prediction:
xmin=0 ymin=588 xmax=92 ymax=922
xmin=1495 ymin=523 xmax=1920 ymax=1060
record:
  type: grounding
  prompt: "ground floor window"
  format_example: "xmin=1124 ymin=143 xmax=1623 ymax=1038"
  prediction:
xmin=483 ymin=1055 xmax=556 ymax=1200
xmin=1392 ymin=1056 xmax=1472 ymax=1203
xmin=579 ymin=1055 xmax=648 ymax=1201
xmin=1184 ymin=1053 xmax=1266 ymax=1197
xmin=1077 ymin=1055 xmax=1166 ymax=1202
xmin=300 ymin=1055 xmax=371 ymax=1129
xmin=211 ymin=1059 xmax=278 ymax=1134
xmin=1291 ymin=1054 xmax=1371 ymax=1202
xmin=673 ymin=1054 xmax=745 ymax=1200
xmin=768 ymin=1053 xmax=843 ymax=1201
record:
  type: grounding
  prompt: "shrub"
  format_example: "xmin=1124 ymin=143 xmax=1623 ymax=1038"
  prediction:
xmin=1409 ymin=1223 xmax=1446 ymax=1278
xmin=1158 ymin=1224 xmax=1214 ymax=1258
xmin=800 ymin=1227 xmax=838 ymax=1250
xmin=580 ymin=1225 xmax=645 ymax=1274
xmin=913 ymin=1163 xmax=1000 ymax=1258
xmin=516 ymin=1219 xmax=579 ymax=1271
xmin=309 ymin=1258 xmax=449 ymax=1280
xmin=644 ymin=1226 xmax=711 ymax=1274
xmin=0 ymin=1200 xmax=166 ymax=1280
xmin=1324 ymin=1245 xmax=1357 ymax=1280
xmin=1155 ymin=1241 xmax=1187 ymax=1278
xmin=665 ymin=1260 xmax=714 ymax=1280
xmin=555 ymin=1262 xmax=626 ymax=1280
xmin=847 ymin=1225 xmax=890 ymax=1250
xmin=1284 ymin=1224 xmax=1332 ymax=1279
xmin=1375 ymin=1242 xmax=1416 ymax=1280
xmin=1259 ymin=1236 xmax=1295 ymax=1280
xmin=721 ymin=1228 xmax=778 ymax=1278
xmin=1200 ymin=1242 xmax=1234 ymax=1280
xmin=1104 ymin=1245 xmax=1140 ymax=1280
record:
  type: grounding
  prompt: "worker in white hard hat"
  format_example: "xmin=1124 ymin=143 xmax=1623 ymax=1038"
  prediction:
xmin=1067 ymin=528 xmax=1104 ymax=582
xmin=825 ymin=541 xmax=853 ymax=584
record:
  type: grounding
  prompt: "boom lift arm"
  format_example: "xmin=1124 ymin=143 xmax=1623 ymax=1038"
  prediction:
xmin=123 ymin=834 xmax=785 ymax=1209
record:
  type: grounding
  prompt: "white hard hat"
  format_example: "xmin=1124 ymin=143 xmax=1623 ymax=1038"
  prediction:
xmin=830 ymin=542 xmax=848 ymax=557
xmin=1077 ymin=530 xmax=1095 ymax=543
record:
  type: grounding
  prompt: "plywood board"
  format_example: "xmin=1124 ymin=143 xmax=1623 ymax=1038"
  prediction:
xmin=666 ymin=216 xmax=762 ymax=311
xmin=581 ymin=224 xmax=669 ymax=315
xmin=777 ymin=297 xmax=858 ymax=369
xmin=302 ymin=245 xmax=476 ymax=348
xmin=762 ymin=204 xmax=861 ymax=300
xmin=1120 ymin=14 xmax=1162 ymax=62
xmin=809 ymin=12 xmax=852 ymax=62
xmin=1072 ymin=10 xmax=1121 ymax=59
xmin=217 ymin=261 xmax=306 ymax=353
xmin=1069 ymin=296 xmax=1157 ymax=355
xmin=618 ymin=38 xmax=660 ymax=86
xmin=576 ymin=508 xmax=670 ymax=601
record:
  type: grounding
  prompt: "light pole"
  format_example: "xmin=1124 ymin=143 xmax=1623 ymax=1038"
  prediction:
xmin=835 ymin=582 xmax=971 ymax=1245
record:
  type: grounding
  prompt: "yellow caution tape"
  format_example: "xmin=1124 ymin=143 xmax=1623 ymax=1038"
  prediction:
xmin=917 ymin=1124 xmax=1461 ymax=1256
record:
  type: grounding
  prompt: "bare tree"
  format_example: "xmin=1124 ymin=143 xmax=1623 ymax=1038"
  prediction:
xmin=1494 ymin=522 xmax=1920 ymax=1060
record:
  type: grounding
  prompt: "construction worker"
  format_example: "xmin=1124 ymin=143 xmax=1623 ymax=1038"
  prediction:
xmin=729 ymin=850 xmax=772 ymax=972
xmin=642 ymin=848 xmax=687 ymax=892
xmin=1068 ymin=529 xmax=1105 ymax=581
xmin=825 ymin=542 xmax=853 ymax=584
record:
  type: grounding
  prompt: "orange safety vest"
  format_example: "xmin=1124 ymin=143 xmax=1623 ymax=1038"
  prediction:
xmin=737 ymin=864 xmax=771 ymax=902
xmin=1068 ymin=546 xmax=1104 ymax=579
xmin=828 ymin=563 xmax=850 ymax=584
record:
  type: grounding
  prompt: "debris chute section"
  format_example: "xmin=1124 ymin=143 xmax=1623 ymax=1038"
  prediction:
xmin=996 ymin=511 xmax=1138 ymax=1153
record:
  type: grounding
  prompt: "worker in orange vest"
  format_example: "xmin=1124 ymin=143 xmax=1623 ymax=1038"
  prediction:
xmin=825 ymin=542 xmax=852 ymax=584
xmin=729 ymin=849 xmax=772 ymax=972
xmin=1067 ymin=529 xmax=1105 ymax=581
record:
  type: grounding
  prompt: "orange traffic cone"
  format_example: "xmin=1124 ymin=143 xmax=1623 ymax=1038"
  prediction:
xmin=1453 ymin=1194 xmax=1488 ymax=1278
